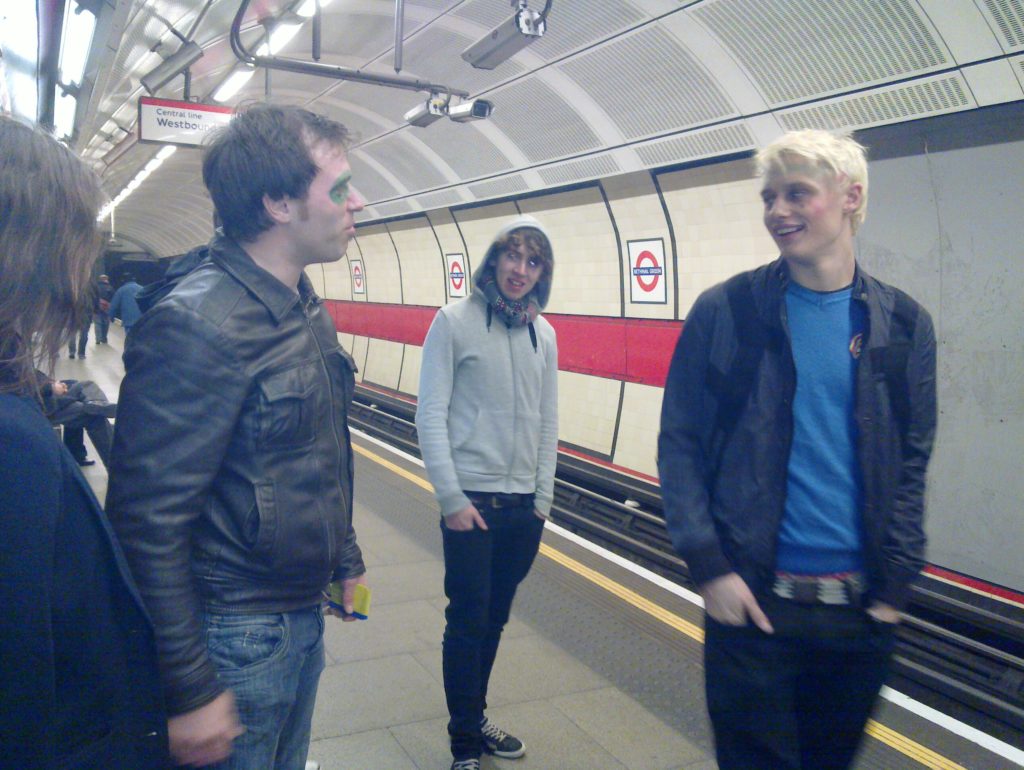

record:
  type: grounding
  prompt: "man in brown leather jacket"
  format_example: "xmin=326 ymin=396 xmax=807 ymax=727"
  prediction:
xmin=107 ymin=104 xmax=368 ymax=770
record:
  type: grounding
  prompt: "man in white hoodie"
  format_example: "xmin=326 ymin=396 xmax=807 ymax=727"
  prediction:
xmin=416 ymin=216 xmax=558 ymax=770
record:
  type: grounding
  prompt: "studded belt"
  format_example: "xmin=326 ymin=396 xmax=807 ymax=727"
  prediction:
xmin=771 ymin=571 xmax=865 ymax=606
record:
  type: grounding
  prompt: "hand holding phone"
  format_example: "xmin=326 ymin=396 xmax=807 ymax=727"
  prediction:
xmin=326 ymin=581 xmax=370 ymax=620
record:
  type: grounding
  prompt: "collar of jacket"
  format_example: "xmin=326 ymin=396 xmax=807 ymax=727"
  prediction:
xmin=768 ymin=257 xmax=870 ymax=301
xmin=209 ymin=234 xmax=319 ymax=324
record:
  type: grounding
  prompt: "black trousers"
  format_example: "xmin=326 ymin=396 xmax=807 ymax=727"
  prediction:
xmin=440 ymin=496 xmax=544 ymax=760
xmin=68 ymin=323 xmax=89 ymax=356
xmin=704 ymin=593 xmax=897 ymax=770
xmin=62 ymin=414 xmax=113 ymax=466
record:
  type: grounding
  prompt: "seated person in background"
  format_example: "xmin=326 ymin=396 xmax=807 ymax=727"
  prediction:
xmin=39 ymin=374 xmax=116 ymax=467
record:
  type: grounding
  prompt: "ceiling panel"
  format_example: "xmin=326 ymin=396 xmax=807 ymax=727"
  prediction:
xmin=559 ymin=25 xmax=736 ymax=141
xmin=362 ymin=133 xmax=451 ymax=190
xmin=777 ymin=73 xmax=974 ymax=132
xmin=980 ymin=0 xmax=1024 ymax=50
xmin=635 ymin=122 xmax=755 ymax=168
xmin=411 ymin=121 xmax=514 ymax=179
xmin=488 ymin=77 xmax=601 ymax=162
xmin=693 ymin=0 xmax=951 ymax=105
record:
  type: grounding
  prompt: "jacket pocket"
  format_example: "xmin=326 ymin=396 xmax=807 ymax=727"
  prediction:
xmin=249 ymin=482 xmax=279 ymax=558
xmin=327 ymin=348 xmax=357 ymax=407
xmin=257 ymin=363 xmax=318 ymax=449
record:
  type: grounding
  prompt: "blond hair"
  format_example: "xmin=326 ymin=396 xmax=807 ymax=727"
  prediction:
xmin=756 ymin=129 xmax=869 ymax=233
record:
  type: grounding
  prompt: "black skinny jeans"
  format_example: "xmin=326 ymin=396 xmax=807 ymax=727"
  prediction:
xmin=440 ymin=494 xmax=544 ymax=760
xmin=704 ymin=592 xmax=897 ymax=770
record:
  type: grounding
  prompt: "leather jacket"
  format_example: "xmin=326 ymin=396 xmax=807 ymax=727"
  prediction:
xmin=658 ymin=259 xmax=937 ymax=612
xmin=107 ymin=235 xmax=364 ymax=714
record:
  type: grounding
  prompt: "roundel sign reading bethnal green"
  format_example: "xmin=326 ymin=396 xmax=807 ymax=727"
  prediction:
xmin=627 ymin=238 xmax=666 ymax=304
xmin=350 ymin=259 xmax=365 ymax=295
xmin=446 ymin=253 xmax=467 ymax=298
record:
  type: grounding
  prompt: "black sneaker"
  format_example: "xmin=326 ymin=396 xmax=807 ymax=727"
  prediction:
xmin=480 ymin=718 xmax=525 ymax=759
xmin=450 ymin=759 xmax=480 ymax=770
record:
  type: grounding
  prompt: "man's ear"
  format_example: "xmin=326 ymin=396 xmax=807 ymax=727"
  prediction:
xmin=263 ymin=193 xmax=291 ymax=225
xmin=843 ymin=182 xmax=863 ymax=215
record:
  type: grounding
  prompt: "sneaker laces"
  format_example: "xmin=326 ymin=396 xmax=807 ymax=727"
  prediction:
xmin=452 ymin=760 xmax=480 ymax=770
xmin=480 ymin=719 xmax=509 ymax=742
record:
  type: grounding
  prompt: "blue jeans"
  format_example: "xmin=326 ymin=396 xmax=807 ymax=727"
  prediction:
xmin=441 ymin=494 xmax=545 ymax=759
xmin=94 ymin=313 xmax=110 ymax=343
xmin=204 ymin=606 xmax=325 ymax=770
xmin=704 ymin=593 xmax=897 ymax=770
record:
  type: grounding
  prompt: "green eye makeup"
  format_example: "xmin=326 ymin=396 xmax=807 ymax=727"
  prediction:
xmin=330 ymin=172 xmax=352 ymax=204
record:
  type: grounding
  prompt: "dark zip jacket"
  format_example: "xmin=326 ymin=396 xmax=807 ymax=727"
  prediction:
xmin=658 ymin=259 xmax=937 ymax=611
xmin=106 ymin=235 xmax=364 ymax=715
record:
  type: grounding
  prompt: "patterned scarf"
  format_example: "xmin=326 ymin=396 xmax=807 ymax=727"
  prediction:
xmin=477 ymin=272 xmax=540 ymax=328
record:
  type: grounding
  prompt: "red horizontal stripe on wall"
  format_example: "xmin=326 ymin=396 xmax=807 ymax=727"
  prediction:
xmin=325 ymin=300 xmax=684 ymax=387
xmin=325 ymin=300 xmax=438 ymax=346
xmin=545 ymin=314 xmax=682 ymax=387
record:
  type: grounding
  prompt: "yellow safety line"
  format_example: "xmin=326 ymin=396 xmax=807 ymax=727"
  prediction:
xmin=538 ymin=542 xmax=704 ymax=642
xmin=866 ymin=720 xmax=967 ymax=770
xmin=356 ymin=441 xmax=968 ymax=770
xmin=354 ymin=443 xmax=434 ymax=493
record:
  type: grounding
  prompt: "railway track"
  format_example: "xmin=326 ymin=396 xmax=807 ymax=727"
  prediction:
xmin=349 ymin=387 xmax=1024 ymax=740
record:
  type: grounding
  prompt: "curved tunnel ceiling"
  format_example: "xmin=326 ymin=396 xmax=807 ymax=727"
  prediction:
xmin=75 ymin=0 xmax=1024 ymax=258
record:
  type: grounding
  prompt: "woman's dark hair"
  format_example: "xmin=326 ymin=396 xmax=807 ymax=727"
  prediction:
xmin=202 ymin=103 xmax=350 ymax=243
xmin=0 ymin=116 xmax=102 ymax=395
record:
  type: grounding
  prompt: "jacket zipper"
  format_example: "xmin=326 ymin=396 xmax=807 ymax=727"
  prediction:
xmin=507 ymin=324 xmax=518 ymax=487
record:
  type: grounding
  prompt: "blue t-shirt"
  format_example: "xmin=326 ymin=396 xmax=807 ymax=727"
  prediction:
xmin=777 ymin=282 xmax=866 ymax=575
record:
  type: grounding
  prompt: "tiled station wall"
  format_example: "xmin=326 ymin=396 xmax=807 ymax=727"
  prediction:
xmin=310 ymin=157 xmax=777 ymax=480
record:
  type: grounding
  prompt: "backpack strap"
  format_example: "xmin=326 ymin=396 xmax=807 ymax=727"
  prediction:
xmin=706 ymin=272 xmax=782 ymax=447
xmin=869 ymin=289 xmax=919 ymax=442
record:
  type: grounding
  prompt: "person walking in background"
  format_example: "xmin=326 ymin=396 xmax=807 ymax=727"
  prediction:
xmin=0 ymin=115 xmax=169 ymax=768
xmin=67 ymin=280 xmax=92 ymax=358
xmin=658 ymin=129 xmax=937 ymax=770
xmin=107 ymin=103 xmax=368 ymax=770
xmin=416 ymin=216 xmax=558 ymax=770
xmin=109 ymin=272 xmax=143 ymax=331
xmin=94 ymin=273 xmax=114 ymax=343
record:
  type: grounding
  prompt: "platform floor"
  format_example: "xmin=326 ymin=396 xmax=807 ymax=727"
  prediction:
xmin=59 ymin=324 xmax=1023 ymax=770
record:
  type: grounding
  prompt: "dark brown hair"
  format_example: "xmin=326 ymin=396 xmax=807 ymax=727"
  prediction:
xmin=0 ymin=115 xmax=102 ymax=395
xmin=492 ymin=227 xmax=554 ymax=283
xmin=202 ymin=103 xmax=350 ymax=243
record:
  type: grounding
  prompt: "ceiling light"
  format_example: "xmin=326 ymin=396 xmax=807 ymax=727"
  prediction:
xmin=297 ymin=0 xmax=334 ymax=18
xmin=58 ymin=1 xmax=96 ymax=86
xmin=53 ymin=86 xmax=78 ymax=140
xmin=213 ymin=67 xmax=255 ymax=102
xmin=267 ymin=22 xmax=302 ymax=54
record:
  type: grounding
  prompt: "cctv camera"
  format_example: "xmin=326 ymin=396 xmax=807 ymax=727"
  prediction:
xmin=462 ymin=8 xmax=545 ymax=70
xmin=447 ymin=99 xmax=494 ymax=123
xmin=404 ymin=95 xmax=447 ymax=128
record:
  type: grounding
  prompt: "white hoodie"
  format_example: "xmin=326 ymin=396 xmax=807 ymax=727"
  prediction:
xmin=415 ymin=215 xmax=558 ymax=517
